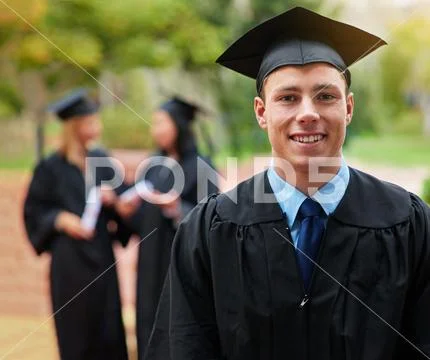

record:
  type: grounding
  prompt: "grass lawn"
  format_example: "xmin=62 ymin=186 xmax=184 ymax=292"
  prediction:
xmin=344 ymin=135 xmax=430 ymax=167
xmin=0 ymin=153 xmax=35 ymax=170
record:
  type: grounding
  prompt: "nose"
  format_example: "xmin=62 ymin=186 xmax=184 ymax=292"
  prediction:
xmin=296 ymin=96 xmax=320 ymax=124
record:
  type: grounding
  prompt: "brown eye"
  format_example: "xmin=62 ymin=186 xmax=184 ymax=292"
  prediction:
xmin=281 ymin=95 xmax=297 ymax=102
xmin=318 ymin=93 xmax=336 ymax=101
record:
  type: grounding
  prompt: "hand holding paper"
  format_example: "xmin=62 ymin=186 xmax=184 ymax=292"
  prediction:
xmin=81 ymin=186 xmax=102 ymax=232
xmin=119 ymin=180 xmax=154 ymax=202
xmin=57 ymin=211 xmax=93 ymax=240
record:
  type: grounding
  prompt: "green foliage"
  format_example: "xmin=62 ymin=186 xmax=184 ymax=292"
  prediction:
xmin=17 ymin=30 xmax=103 ymax=70
xmin=217 ymin=73 xmax=270 ymax=156
xmin=1 ymin=0 xmax=230 ymax=80
xmin=43 ymin=0 xmax=226 ymax=71
xmin=111 ymin=36 xmax=179 ymax=69
xmin=0 ymin=0 xmax=47 ymax=27
xmin=248 ymin=0 xmax=322 ymax=23
xmin=347 ymin=74 xmax=377 ymax=135
xmin=0 ymin=82 xmax=23 ymax=118
xmin=423 ymin=177 xmax=430 ymax=204
xmin=0 ymin=119 xmax=35 ymax=169
xmin=380 ymin=17 xmax=430 ymax=133
xmin=170 ymin=19 xmax=226 ymax=67
xmin=345 ymin=135 xmax=430 ymax=167
xmin=101 ymin=106 xmax=153 ymax=150
xmin=187 ymin=0 xmax=232 ymax=26
xmin=0 ymin=101 xmax=16 ymax=118
xmin=101 ymin=69 xmax=153 ymax=150
xmin=17 ymin=34 xmax=51 ymax=67
xmin=49 ymin=31 xmax=103 ymax=68
xmin=389 ymin=111 xmax=423 ymax=135
xmin=346 ymin=64 xmax=391 ymax=137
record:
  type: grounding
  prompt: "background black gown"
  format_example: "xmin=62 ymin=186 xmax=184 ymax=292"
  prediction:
xmin=23 ymin=149 xmax=130 ymax=360
xmin=130 ymin=149 xmax=218 ymax=359
xmin=146 ymin=168 xmax=430 ymax=360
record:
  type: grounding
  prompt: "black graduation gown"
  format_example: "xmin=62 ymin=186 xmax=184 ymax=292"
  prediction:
xmin=146 ymin=168 xmax=430 ymax=360
xmin=132 ymin=151 xmax=218 ymax=359
xmin=23 ymin=149 xmax=130 ymax=360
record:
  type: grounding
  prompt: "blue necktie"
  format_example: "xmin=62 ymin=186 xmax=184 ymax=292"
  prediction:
xmin=296 ymin=198 xmax=325 ymax=290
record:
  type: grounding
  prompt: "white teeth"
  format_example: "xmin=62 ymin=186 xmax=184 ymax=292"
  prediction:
xmin=293 ymin=135 xmax=323 ymax=143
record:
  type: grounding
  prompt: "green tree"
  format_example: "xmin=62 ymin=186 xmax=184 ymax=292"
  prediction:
xmin=381 ymin=17 xmax=430 ymax=136
xmin=0 ymin=0 xmax=229 ymax=101
xmin=0 ymin=0 xmax=228 ymax=158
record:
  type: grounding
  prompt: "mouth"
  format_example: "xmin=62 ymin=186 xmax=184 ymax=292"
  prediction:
xmin=290 ymin=134 xmax=325 ymax=144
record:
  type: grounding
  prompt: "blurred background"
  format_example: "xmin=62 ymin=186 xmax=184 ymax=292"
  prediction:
xmin=0 ymin=0 xmax=429 ymax=359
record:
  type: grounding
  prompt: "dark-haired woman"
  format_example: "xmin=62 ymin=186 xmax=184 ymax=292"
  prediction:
xmin=130 ymin=98 xmax=219 ymax=359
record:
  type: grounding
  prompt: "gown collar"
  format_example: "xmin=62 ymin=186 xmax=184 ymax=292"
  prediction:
xmin=217 ymin=168 xmax=410 ymax=228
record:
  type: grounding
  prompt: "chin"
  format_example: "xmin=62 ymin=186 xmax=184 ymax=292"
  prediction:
xmin=84 ymin=139 xmax=98 ymax=149
xmin=292 ymin=161 xmax=311 ymax=175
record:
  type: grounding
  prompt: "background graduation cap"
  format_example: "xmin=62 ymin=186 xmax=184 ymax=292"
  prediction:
xmin=159 ymin=96 xmax=204 ymax=125
xmin=47 ymin=88 xmax=99 ymax=121
xmin=216 ymin=6 xmax=387 ymax=93
xmin=159 ymin=95 xmax=215 ymax=157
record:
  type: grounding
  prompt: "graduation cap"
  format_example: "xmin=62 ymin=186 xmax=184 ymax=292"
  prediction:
xmin=159 ymin=96 xmax=215 ymax=156
xmin=216 ymin=6 xmax=387 ymax=93
xmin=47 ymin=88 xmax=99 ymax=121
xmin=159 ymin=96 xmax=204 ymax=125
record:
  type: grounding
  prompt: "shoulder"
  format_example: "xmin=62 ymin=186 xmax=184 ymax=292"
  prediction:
xmin=216 ymin=173 xmax=257 ymax=215
xmin=181 ymin=193 xmax=219 ymax=228
xmin=208 ymin=171 xmax=283 ymax=225
xmin=87 ymin=147 xmax=110 ymax=158
xmin=27 ymin=153 xmax=64 ymax=188
xmin=409 ymin=192 xmax=430 ymax=225
xmin=87 ymin=147 xmax=123 ymax=172
xmin=32 ymin=152 xmax=62 ymax=174
xmin=333 ymin=167 xmax=417 ymax=228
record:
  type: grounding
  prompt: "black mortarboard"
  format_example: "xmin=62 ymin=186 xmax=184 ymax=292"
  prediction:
xmin=159 ymin=97 xmax=202 ymax=127
xmin=47 ymin=88 xmax=99 ymax=121
xmin=216 ymin=7 xmax=387 ymax=93
xmin=158 ymin=96 xmax=213 ymax=156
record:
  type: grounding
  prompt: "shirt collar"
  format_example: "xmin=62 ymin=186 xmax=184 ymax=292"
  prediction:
xmin=267 ymin=158 xmax=350 ymax=228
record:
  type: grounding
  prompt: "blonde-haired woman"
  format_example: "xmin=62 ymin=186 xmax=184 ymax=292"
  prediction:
xmin=23 ymin=89 xmax=130 ymax=360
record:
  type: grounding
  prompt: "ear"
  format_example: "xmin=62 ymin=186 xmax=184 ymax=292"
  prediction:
xmin=346 ymin=92 xmax=354 ymax=126
xmin=254 ymin=96 xmax=267 ymax=130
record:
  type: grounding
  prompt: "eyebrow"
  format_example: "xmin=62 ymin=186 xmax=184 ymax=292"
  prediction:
xmin=273 ymin=83 xmax=341 ymax=93
xmin=273 ymin=86 xmax=301 ymax=93
xmin=312 ymin=83 xmax=341 ymax=92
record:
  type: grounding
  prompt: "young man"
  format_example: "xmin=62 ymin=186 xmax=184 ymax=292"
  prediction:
xmin=145 ymin=7 xmax=430 ymax=360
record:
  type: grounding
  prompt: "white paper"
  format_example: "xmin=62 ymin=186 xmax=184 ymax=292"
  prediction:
xmin=120 ymin=180 xmax=154 ymax=202
xmin=81 ymin=186 xmax=102 ymax=231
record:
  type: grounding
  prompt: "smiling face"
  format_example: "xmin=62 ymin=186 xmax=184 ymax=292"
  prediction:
xmin=254 ymin=62 xmax=354 ymax=177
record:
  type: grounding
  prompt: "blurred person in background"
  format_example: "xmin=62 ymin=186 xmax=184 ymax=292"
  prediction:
xmin=120 ymin=97 xmax=219 ymax=359
xmin=23 ymin=89 xmax=131 ymax=360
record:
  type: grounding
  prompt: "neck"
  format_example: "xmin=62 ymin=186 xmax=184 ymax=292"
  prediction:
xmin=166 ymin=148 xmax=179 ymax=160
xmin=273 ymin=156 xmax=342 ymax=196
xmin=64 ymin=141 xmax=88 ymax=170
